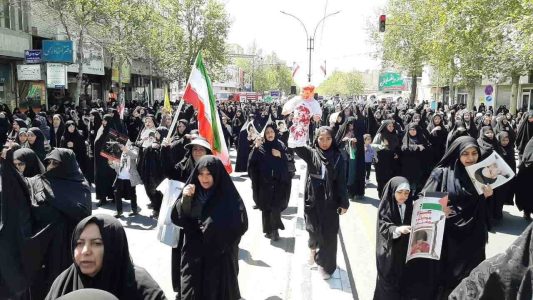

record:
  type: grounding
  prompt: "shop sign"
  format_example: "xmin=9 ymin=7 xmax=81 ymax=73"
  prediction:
xmin=67 ymin=44 xmax=104 ymax=75
xmin=379 ymin=72 xmax=407 ymax=92
xmin=46 ymin=63 xmax=68 ymax=88
xmin=43 ymin=40 xmax=75 ymax=63
xmin=24 ymin=50 xmax=42 ymax=64
xmin=17 ymin=64 xmax=43 ymax=81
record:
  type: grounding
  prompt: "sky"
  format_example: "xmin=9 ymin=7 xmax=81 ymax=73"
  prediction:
xmin=224 ymin=0 xmax=387 ymax=86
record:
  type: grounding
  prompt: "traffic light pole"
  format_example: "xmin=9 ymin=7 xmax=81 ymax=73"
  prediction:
xmin=281 ymin=10 xmax=340 ymax=83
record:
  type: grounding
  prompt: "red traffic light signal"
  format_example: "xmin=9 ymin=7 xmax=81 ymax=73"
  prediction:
xmin=379 ymin=15 xmax=386 ymax=32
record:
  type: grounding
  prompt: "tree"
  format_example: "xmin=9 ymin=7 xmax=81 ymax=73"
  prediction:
xmin=317 ymin=71 xmax=365 ymax=97
xmin=169 ymin=0 xmax=231 ymax=81
xmin=36 ymin=0 xmax=105 ymax=107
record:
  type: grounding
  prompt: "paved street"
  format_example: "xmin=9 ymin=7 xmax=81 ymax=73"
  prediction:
xmin=91 ymin=149 xmax=530 ymax=300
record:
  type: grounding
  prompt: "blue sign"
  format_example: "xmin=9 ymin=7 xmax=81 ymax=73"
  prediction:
xmin=42 ymin=40 xmax=74 ymax=63
xmin=271 ymin=90 xmax=281 ymax=97
xmin=24 ymin=50 xmax=42 ymax=64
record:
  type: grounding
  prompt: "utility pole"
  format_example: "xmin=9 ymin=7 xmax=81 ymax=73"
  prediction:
xmin=280 ymin=10 xmax=340 ymax=83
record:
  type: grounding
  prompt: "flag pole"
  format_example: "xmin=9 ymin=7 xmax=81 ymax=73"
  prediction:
xmin=166 ymin=99 xmax=185 ymax=141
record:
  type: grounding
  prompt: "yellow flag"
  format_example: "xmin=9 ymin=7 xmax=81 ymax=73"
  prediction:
xmin=164 ymin=85 xmax=171 ymax=113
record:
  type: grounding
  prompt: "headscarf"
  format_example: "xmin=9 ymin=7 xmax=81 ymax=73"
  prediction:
xmin=45 ymin=214 xmax=165 ymax=300
xmin=28 ymin=127 xmax=46 ymax=161
xmin=376 ymin=120 xmax=400 ymax=151
xmin=436 ymin=136 xmax=479 ymax=169
xmin=516 ymin=111 xmax=533 ymax=154
xmin=314 ymin=126 xmax=339 ymax=166
xmin=44 ymin=148 xmax=85 ymax=182
xmin=496 ymin=131 xmax=514 ymax=158
xmin=401 ymin=123 xmax=428 ymax=150
xmin=13 ymin=148 xmax=45 ymax=177
xmin=177 ymin=156 xmax=248 ymax=247
xmin=477 ymin=126 xmax=500 ymax=158
xmin=254 ymin=123 xmax=289 ymax=182
xmin=378 ymin=176 xmax=412 ymax=226
xmin=521 ymin=137 xmax=533 ymax=169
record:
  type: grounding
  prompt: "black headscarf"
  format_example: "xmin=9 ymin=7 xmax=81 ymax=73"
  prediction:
xmin=44 ymin=148 xmax=86 ymax=182
xmin=402 ymin=123 xmax=428 ymax=150
xmin=13 ymin=148 xmax=45 ymax=177
xmin=45 ymin=214 xmax=166 ymax=300
xmin=516 ymin=111 xmax=533 ymax=155
xmin=254 ymin=123 xmax=289 ymax=182
xmin=28 ymin=127 xmax=47 ymax=162
xmin=376 ymin=120 xmax=400 ymax=151
xmin=314 ymin=126 xmax=338 ymax=166
xmin=477 ymin=126 xmax=500 ymax=159
xmin=180 ymin=155 xmax=248 ymax=245
xmin=521 ymin=137 xmax=533 ymax=169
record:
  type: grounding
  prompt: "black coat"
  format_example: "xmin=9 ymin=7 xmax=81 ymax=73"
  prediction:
xmin=94 ymin=118 xmax=116 ymax=200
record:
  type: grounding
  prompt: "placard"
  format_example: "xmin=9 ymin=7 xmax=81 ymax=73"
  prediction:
xmin=406 ymin=192 xmax=447 ymax=262
xmin=465 ymin=152 xmax=515 ymax=195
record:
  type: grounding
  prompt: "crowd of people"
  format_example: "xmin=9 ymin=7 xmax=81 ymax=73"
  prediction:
xmin=0 ymin=93 xmax=532 ymax=300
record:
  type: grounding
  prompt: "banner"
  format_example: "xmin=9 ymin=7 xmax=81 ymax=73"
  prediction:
xmin=406 ymin=192 xmax=447 ymax=262
xmin=379 ymin=72 xmax=407 ymax=92
xmin=99 ymin=129 xmax=129 ymax=161
xmin=156 ymin=179 xmax=185 ymax=247
xmin=42 ymin=40 xmax=74 ymax=63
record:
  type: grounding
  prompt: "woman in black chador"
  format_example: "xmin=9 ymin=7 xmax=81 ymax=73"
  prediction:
xmin=427 ymin=113 xmax=449 ymax=167
xmin=292 ymin=126 xmax=349 ymax=280
xmin=400 ymin=123 xmax=431 ymax=195
xmin=94 ymin=114 xmax=116 ymax=206
xmin=372 ymin=120 xmax=401 ymax=198
xmin=335 ymin=116 xmax=366 ymax=200
xmin=406 ymin=136 xmax=492 ymax=299
xmin=27 ymin=127 xmax=47 ymax=162
xmin=248 ymin=123 xmax=290 ymax=241
xmin=171 ymin=156 xmax=248 ymax=300
xmin=374 ymin=177 xmax=413 ymax=300
xmin=61 ymin=120 xmax=89 ymax=178
xmin=45 ymin=214 xmax=166 ymax=300
xmin=12 ymin=148 xmax=45 ymax=177
xmin=515 ymin=138 xmax=533 ymax=221
xmin=25 ymin=148 xmax=92 ymax=299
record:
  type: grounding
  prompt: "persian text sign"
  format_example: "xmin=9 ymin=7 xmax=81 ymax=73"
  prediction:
xmin=42 ymin=40 xmax=74 ymax=63
xmin=17 ymin=64 xmax=43 ymax=81
xmin=46 ymin=63 xmax=67 ymax=88
xmin=379 ymin=72 xmax=406 ymax=92
xmin=24 ymin=50 xmax=42 ymax=64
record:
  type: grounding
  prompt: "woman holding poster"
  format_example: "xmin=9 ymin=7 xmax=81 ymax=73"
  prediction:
xmin=374 ymin=177 xmax=413 ymax=300
xmin=407 ymin=136 xmax=492 ymax=299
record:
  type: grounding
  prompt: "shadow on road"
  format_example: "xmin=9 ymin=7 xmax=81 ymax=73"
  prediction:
xmin=123 ymin=215 xmax=157 ymax=230
xmin=492 ymin=210 xmax=529 ymax=236
xmin=239 ymin=248 xmax=271 ymax=268
xmin=231 ymin=176 xmax=247 ymax=182
xmin=282 ymin=206 xmax=297 ymax=216
xmin=270 ymin=237 xmax=295 ymax=253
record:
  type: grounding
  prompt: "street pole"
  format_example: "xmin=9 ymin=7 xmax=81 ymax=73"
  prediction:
xmin=280 ymin=10 xmax=340 ymax=83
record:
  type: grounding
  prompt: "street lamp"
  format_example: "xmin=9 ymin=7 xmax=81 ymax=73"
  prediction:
xmin=280 ymin=10 xmax=341 ymax=83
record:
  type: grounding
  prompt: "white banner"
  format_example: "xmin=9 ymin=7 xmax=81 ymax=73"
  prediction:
xmin=17 ymin=64 xmax=42 ymax=81
xmin=66 ymin=43 xmax=104 ymax=76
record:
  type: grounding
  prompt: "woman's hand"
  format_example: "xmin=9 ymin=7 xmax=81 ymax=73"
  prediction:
xmin=67 ymin=141 xmax=74 ymax=148
xmin=254 ymin=137 xmax=263 ymax=148
xmin=398 ymin=225 xmax=411 ymax=235
xmin=338 ymin=207 xmax=348 ymax=215
xmin=271 ymin=149 xmax=281 ymax=158
xmin=482 ymin=184 xmax=493 ymax=199
xmin=183 ymin=184 xmax=196 ymax=197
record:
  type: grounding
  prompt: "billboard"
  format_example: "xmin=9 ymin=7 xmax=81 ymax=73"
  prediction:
xmin=46 ymin=63 xmax=68 ymax=88
xmin=17 ymin=64 xmax=43 ymax=81
xmin=67 ymin=44 xmax=104 ymax=75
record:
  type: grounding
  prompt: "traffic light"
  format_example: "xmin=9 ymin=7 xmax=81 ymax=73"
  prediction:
xmin=379 ymin=15 xmax=386 ymax=32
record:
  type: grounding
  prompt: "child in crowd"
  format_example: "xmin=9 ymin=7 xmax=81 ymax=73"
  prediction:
xmin=110 ymin=141 xmax=142 ymax=218
xmin=364 ymin=134 xmax=376 ymax=184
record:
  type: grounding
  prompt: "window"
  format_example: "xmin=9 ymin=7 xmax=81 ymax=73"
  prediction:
xmin=457 ymin=93 xmax=467 ymax=105
xmin=0 ymin=0 xmax=10 ymax=29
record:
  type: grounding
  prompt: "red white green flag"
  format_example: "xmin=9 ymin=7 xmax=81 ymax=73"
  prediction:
xmin=182 ymin=52 xmax=232 ymax=173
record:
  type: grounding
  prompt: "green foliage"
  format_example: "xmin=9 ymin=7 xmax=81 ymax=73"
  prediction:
xmin=317 ymin=71 xmax=365 ymax=97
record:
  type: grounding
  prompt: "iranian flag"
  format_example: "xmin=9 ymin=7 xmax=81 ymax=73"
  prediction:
xmin=182 ymin=53 xmax=232 ymax=173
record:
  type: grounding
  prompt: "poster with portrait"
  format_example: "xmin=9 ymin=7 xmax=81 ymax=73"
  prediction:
xmin=406 ymin=192 xmax=447 ymax=262
xmin=100 ymin=129 xmax=129 ymax=161
xmin=465 ymin=152 xmax=515 ymax=195
xmin=246 ymin=122 xmax=259 ymax=141
xmin=156 ymin=179 xmax=185 ymax=247
xmin=276 ymin=120 xmax=288 ymax=133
